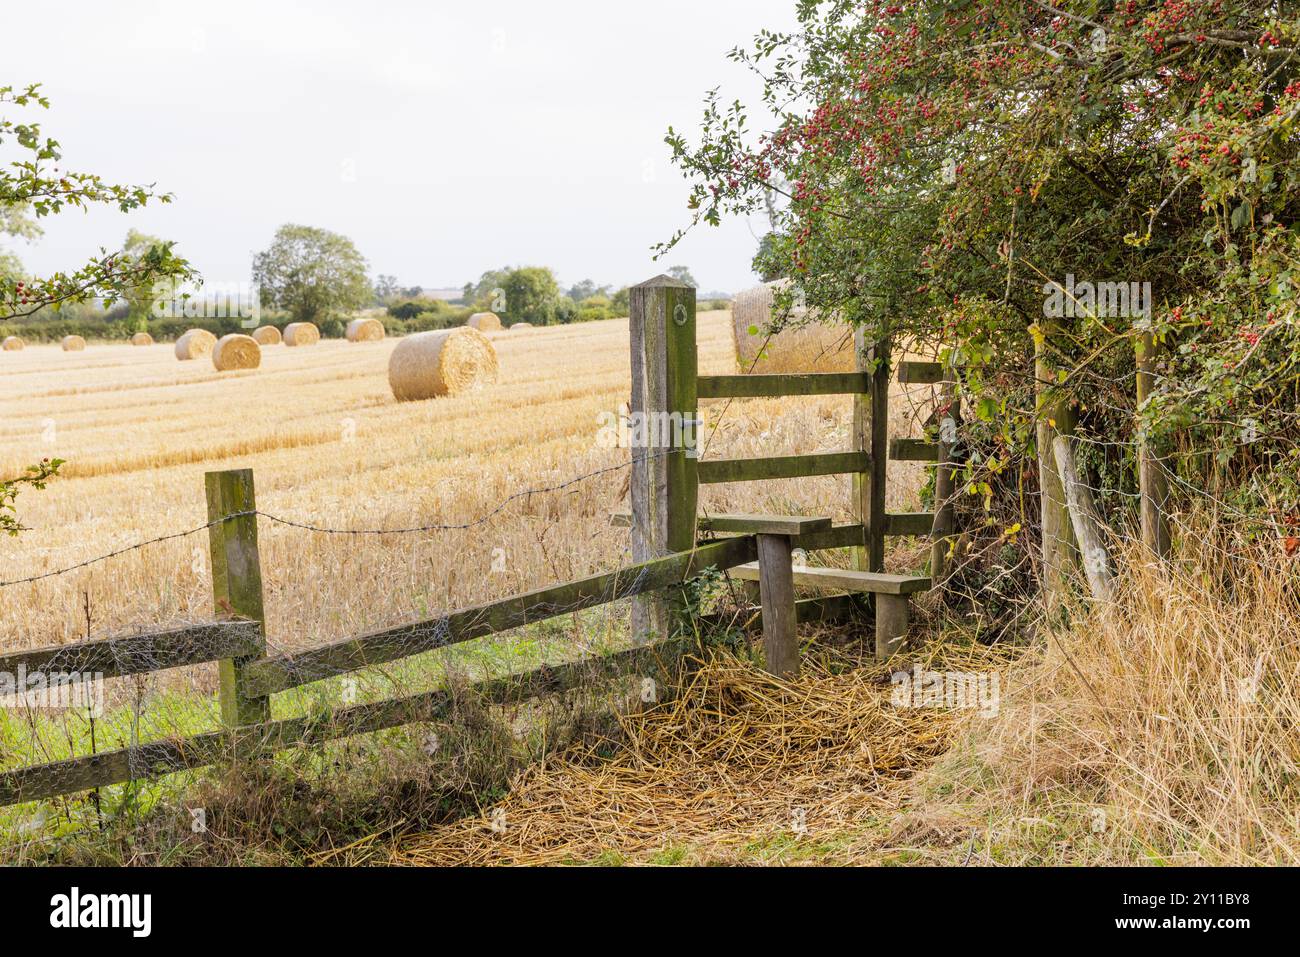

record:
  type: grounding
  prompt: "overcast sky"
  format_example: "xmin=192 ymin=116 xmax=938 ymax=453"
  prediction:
xmin=4 ymin=0 xmax=797 ymax=297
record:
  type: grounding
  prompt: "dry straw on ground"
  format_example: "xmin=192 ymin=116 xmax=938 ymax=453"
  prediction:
xmin=346 ymin=318 xmax=385 ymax=343
xmin=283 ymin=322 xmax=320 ymax=347
xmin=61 ymin=335 xmax=86 ymax=352
xmin=174 ymin=328 xmax=217 ymax=360
xmin=131 ymin=332 xmax=153 ymax=346
xmin=510 ymin=322 xmax=532 ymax=331
xmin=387 ymin=641 xmax=1008 ymax=866
xmin=468 ymin=312 xmax=503 ymax=333
xmin=2 ymin=336 xmax=22 ymax=351
xmin=212 ymin=334 xmax=262 ymax=371
xmin=388 ymin=327 xmax=499 ymax=401
xmin=732 ymin=281 xmax=853 ymax=373
xmin=252 ymin=325 xmax=282 ymax=346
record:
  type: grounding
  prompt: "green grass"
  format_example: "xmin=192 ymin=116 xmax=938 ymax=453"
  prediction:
xmin=0 ymin=603 xmax=638 ymax=856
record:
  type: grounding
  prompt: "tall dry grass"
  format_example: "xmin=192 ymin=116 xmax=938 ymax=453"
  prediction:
xmin=925 ymin=521 xmax=1300 ymax=865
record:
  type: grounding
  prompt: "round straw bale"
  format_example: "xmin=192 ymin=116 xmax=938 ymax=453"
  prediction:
xmin=509 ymin=322 xmax=533 ymax=331
xmin=212 ymin=334 xmax=262 ymax=371
xmin=61 ymin=335 xmax=86 ymax=352
xmin=467 ymin=312 xmax=502 ymax=332
xmin=175 ymin=328 xmax=217 ymax=360
xmin=346 ymin=317 xmax=385 ymax=342
xmin=2 ymin=336 xmax=23 ymax=352
xmin=283 ymin=322 xmax=320 ymax=346
xmin=252 ymin=325 xmax=282 ymax=345
xmin=131 ymin=332 xmax=153 ymax=346
xmin=388 ymin=328 xmax=498 ymax=401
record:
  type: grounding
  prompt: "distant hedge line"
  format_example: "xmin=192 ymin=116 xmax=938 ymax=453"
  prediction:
xmin=1 ymin=298 xmax=733 ymax=344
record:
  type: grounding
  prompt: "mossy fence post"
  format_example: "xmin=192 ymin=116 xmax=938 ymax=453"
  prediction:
xmin=930 ymin=358 xmax=960 ymax=586
xmin=629 ymin=275 xmax=699 ymax=644
xmin=205 ymin=468 xmax=271 ymax=726
xmin=853 ymin=325 xmax=890 ymax=576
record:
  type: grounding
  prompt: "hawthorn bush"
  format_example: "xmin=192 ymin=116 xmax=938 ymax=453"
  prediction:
xmin=667 ymin=1 xmax=1300 ymax=567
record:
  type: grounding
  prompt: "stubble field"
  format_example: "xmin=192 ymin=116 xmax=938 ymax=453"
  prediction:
xmin=0 ymin=312 xmax=927 ymax=665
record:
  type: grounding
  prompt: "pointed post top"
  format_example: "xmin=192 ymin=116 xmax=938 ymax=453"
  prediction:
xmin=632 ymin=274 xmax=692 ymax=289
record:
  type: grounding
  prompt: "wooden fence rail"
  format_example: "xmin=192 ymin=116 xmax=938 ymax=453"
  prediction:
xmin=0 ymin=495 xmax=756 ymax=808
xmin=0 ymin=622 xmax=260 ymax=682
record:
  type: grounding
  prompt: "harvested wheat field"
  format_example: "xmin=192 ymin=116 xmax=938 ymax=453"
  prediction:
xmin=0 ymin=311 xmax=932 ymax=657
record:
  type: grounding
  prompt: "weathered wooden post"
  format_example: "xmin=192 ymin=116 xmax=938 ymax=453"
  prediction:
xmin=930 ymin=359 xmax=960 ymax=585
xmin=1136 ymin=331 xmax=1170 ymax=559
xmin=629 ymin=275 xmax=699 ymax=644
xmin=853 ymin=325 xmax=890 ymax=575
xmin=756 ymin=534 xmax=799 ymax=676
xmin=205 ymin=468 xmax=271 ymax=726
xmin=1053 ymin=435 xmax=1115 ymax=603
xmin=1035 ymin=320 xmax=1078 ymax=607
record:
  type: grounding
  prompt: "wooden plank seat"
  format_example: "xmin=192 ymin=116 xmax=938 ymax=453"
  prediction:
xmin=730 ymin=563 xmax=930 ymax=658
xmin=728 ymin=563 xmax=929 ymax=595
xmin=610 ymin=510 xmax=832 ymax=536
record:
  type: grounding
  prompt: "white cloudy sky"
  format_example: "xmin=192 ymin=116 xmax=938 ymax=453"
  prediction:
xmin=4 ymin=0 xmax=798 ymax=296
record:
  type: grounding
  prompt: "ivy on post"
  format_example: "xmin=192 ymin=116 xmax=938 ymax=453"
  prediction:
xmin=629 ymin=275 xmax=698 ymax=644
xmin=205 ymin=468 xmax=271 ymax=727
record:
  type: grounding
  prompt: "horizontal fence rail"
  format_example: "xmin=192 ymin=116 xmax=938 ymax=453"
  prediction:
xmin=236 ymin=535 xmax=757 ymax=697
xmin=0 ymin=622 xmax=262 ymax=682
xmin=896 ymin=361 xmax=945 ymax=385
xmin=889 ymin=438 xmax=941 ymax=462
xmin=697 ymin=372 xmax=870 ymax=399
xmin=0 ymin=641 xmax=685 ymax=807
xmin=696 ymin=451 xmax=871 ymax=485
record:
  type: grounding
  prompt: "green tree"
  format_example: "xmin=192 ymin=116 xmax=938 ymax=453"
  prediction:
xmin=123 ymin=228 xmax=167 ymax=331
xmin=252 ymin=224 xmax=371 ymax=325
xmin=464 ymin=268 xmax=510 ymax=311
xmin=665 ymin=265 xmax=697 ymax=287
xmin=0 ymin=84 xmax=192 ymax=322
xmin=502 ymin=266 xmax=561 ymax=324
xmin=567 ymin=278 xmax=608 ymax=301
xmin=374 ymin=274 xmax=399 ymax=304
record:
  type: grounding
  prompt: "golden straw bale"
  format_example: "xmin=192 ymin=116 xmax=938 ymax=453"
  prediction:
xmin=130 ymin=332 xmax=153 ymax=346
xmin=61 ymin=335 xmax=86 ymax=352
xmin=212 ymin=334 xmax=262 ymax=371
xmin=174 ymin=328 xmax=217 ymax=360
xmin=467 ymin=312 xmax=503 ymax=332
xmin=388 ymin=328 xmax=498 ymax=401
xmin=2 ymin=336 xmax=23 ymax=352
xmin=283 ymin=322 xmax=320 ymax=347
xmin=346 ymin=317 xmax=385 ymax=342
xmin=251 ymin=325 xmax=282 ymax=345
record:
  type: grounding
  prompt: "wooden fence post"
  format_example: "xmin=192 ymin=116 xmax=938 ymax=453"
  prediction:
xmin=930 ymin=359 xmax=959 ymax=586
xmin=205 ymin=468 xmax=271 ymax=726
xmin=756 ymin=534 xmax=799 ymax=676
xmin=1035 ymin=320 xmax=1078 ymax=608
xmin=1136 ymin=331 xmax=1170 ymax=559
xmin=1052 ymin=435 xmax=1115 ymax=602
xmin=629 ymin=275 xmax=699 ymax=644
xmin=853 ymin=326 xmax=890 ymax=575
